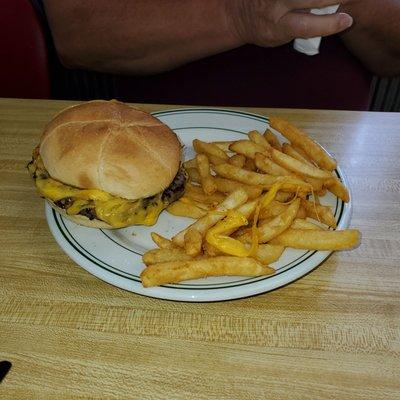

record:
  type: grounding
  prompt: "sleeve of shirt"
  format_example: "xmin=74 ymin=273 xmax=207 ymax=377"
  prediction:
xmin=293 ymin=5 xmax=340 ymax=56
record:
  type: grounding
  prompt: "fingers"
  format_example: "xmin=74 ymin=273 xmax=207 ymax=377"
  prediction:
xmin=284 ymin=0 xmax=350 ymax=11
xmin=283 ymin=12 xmax=353 ymax=38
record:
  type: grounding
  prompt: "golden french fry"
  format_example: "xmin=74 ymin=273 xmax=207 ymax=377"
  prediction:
xmin=172 ymin=188 xmax=248 ymax=247
xmin=254 ymin=244 xmax=285 ymax=265
xmin=248 ymin=130 xmax=273 ymax=151
xmin=290 ymin=218 xmax=323 ymax=230
xmin=186 ymin=167 xmax=200 ymax=183
xmin=142 ymin=248 xmax=193 ymax=265
xmin=243 ymin=157 xmax=256 ymax=171
xmin=259 ymin=200 xmax=289 ymax=220
xmin=324 ymin=177 xmax=350 ymax=203
xmin=240 ymin=198 xmax=300 ymax=243
xmin=212 ymin=141 xmax=234 ymax=152
xmin=184 ymin=228 xmax=203 ymax=257
xmin=203 ymin=241 xmax=223 ymax=257
xmin=275 ymin=192 xmax=294 ymax=203
xmin=282 ymin=143 xmax=313 ymax=166
xmin=179 ymin=197 xmax=211 ymax=211
xmin=213 ymin=163 xmax=311 ymax=193
xmin=151 ymin=232 xmax=176 ymax=249
xmin=269 ymin=229 xmax=361 ymax=250
xmin=207 ymin=154 xmax=226 ymax=166
xmin=269 ymin=117 xmax=337 ymax=171
xmin=301 ymin=199 xmax=337 ymax=228
xmin=291 ymin=144 xmax=313 ymax=163
xmin=255 ymin=148 xmax=324 ymax=191
xmin=167 ymin=200 xmax=207 ymax=219
xmin=296 ymin=204 xmax=307 ymax=219
xmin=218 ymin=198 xmax=260 ymax=238
xmin=141 ymin=256 xmax=274 ymax=287
xmin=244 ymin=157 xmax=257 ymax=171
xmin=229 ymin=154 xmax=246 ymax=168
xmin=271 ymin=148 xmax=332 ymax=180
xmin=183 ymin=158 xmax=197 ymax=169
xmin=229 ymin=140 xmax=267 ymax=159
xmin=263 ymin=129 xmax=282 ymax=151
xmin=316 ymin=188 xmax=328 ymax=197
xmin=257 ymin=198 xmax=300 ymax=243
xmin=255 ymin=153 xmax=293 ymax=176
xmin=236 ymin=198 xmax=259 ymax=219
xmin=279 ymin=147 xmax=324 ymax=191
xmin=196 ymin=153 xmax=217 ymax=195
xmin=304 ymin=177 xmax=324 ymax=192
xmin=212 ymin=176 xmax=263 ymax=199
xmin=185 ymin=183 xmax=224 ymax=205
xmin=193 ymin=139 xmax=229 ymax=161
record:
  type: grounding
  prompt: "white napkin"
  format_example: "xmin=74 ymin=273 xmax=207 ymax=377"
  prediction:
xmin=293 ymin=5 xmax=340 ymax=56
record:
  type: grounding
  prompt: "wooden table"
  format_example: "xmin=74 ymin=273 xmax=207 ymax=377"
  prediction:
xmin=1 ymin=98 xmax=399 ymax=399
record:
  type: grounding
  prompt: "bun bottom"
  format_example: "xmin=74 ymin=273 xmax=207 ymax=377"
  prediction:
xmin=47 ymin=201 xmax=116 ymax=229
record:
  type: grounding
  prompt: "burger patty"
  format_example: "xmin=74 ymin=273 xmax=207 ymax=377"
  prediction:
xmin=161 ymin=166 xmax=187 ymax=204
xmin=53 ymin=166 xmax=187 ymax=220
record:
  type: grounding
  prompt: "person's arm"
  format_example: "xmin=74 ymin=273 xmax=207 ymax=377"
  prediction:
xmin=43 ymin=0 xmax=352 ymax=75
xmin=340 ymin=0 xmax=400 ymax=76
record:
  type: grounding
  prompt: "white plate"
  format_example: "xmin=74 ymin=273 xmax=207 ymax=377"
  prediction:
xmin=46 ymin=108 xmax=351 ymax=302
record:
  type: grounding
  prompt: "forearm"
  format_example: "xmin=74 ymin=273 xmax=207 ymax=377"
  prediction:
xmin=44 ymin=0 xmax=354 ymax=76
xmin=43 ymin=0 xmax=242 ymax=75
xmin=340 ymin=0 xmax=400 ymax=76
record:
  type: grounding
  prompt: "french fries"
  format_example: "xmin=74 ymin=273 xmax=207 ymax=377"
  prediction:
xmin=213 ymin=163 xmax=311 ymax=193
xmin=248 ymin=130 xmax=273 ymax=151
xmin=290 ymin=218 xmax=323 ymax=230
xmin=184 ymin=183 xmax=225 ymax=205
xmin=141 ymin=256 xmax=274 ymax=287
xmin=269 ymin=229 xmax=360 ymax=251
xmin=184 ymin=228 xmax=203 ymax=257
xmin=269 ymin=116 xmax=337 ymax=171
xmin=255 ymin=153 xmax=293 ymax=176
xmin=141 ymin=116 xmax=360 ymax=288
xmin=264 ymin=129 xmax=282 ymax=151
xmin=282 ymin=143 xmax=313 ymax=166
xmin=254 ymin=244 xmax=285 ymax=265
xmin=167 ymin=200 xmax=207 ymax=219
xmin=186 ymin=167 xmax=201 ymax=183
xmin=229 ymin=154 xmax=246 ymax=168
xmin=172 ymin=188 xmax=248 ymax=247
xmin=212 ymin=141 xmax=234 ymax=152
xmin=240 ymin=198 xmax=300 ymax=243
xmin=151 ymin=232 xmax=176 ymax=249
xmin=143 ymin=248 xmax=193 ymax=265
xmin=271 ymin=148 xmax=333 ymax=180
xmin=193 ymin=139 xmax=229 ymax=161
xmin=229 ymin=140 xmax=268 ymax=159
xmin=301 ymin=199 xmax=337 ymax=228
xmin=324 ymin=177 xmax=350 ymax=203
xmin=196 ymin=154 xmax=217 ymax=195
xmin=212 ymin=176 xmax=263 ymax=199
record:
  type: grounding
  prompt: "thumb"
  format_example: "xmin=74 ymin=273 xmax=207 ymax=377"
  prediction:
xmin=283 ymin=12 xmax=353 ymax=39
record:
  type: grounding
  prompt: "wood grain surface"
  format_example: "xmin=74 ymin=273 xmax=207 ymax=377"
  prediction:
xmin=0 ymin=98 xmax=399 ymax=399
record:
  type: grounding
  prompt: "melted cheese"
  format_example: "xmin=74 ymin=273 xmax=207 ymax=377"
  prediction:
xmin=205 ymin=182 xmax=285 ymax=257
xmin=206 ymin=210 xmax=252 ymax=257
xmin=30 ymin=155 xmax=166 ymax=228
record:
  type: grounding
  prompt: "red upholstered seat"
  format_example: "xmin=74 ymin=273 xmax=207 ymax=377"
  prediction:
xmin=0 ymin=0 xmax=50 ymax=98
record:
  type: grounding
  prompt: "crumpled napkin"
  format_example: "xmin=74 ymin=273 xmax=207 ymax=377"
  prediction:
xmin=293 ymin=5 xmax=340 ymax=56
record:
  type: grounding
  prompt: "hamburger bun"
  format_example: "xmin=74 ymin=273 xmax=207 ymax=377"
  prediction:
xmin=39 ymin=100 xmax=181 ymax=200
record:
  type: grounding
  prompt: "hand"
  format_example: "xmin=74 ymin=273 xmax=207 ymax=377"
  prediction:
xmin=227 ymin=0 xmax=354 ymax=47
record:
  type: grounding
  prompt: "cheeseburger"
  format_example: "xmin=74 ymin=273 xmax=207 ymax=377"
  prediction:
xmin=28 ymin=100 xmax=186 ymax=228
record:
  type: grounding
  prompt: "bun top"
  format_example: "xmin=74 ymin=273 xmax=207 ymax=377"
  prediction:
xmin=39 ymin=100 xmax=181 ymax=200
